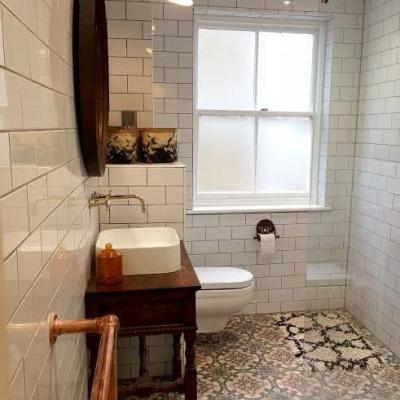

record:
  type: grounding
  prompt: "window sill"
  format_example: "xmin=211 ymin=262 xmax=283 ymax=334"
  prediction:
xmin=188 ymin=205 xmax=332 ymax=215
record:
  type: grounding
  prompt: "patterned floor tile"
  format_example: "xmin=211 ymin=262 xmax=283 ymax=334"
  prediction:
xmin=127 ymin=311 xmax=400 ymax=400
xmin=276 ymin=312 xmax=386 ymax=372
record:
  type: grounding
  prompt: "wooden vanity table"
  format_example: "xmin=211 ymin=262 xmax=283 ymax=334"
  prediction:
xmin=85 ymin=243 xmax=201 ymax=399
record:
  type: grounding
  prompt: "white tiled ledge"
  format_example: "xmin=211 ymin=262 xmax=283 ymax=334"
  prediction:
xmin=106 ymin=162 xmax=186 ymax=168
xmin=188 ymin=205 xmax=332 ymax=215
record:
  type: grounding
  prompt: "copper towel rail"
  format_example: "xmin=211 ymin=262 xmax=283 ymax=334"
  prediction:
xmin=49 ymin=313 xmax=119 ymax=400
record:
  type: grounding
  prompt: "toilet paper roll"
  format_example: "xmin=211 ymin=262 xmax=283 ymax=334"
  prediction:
xmin=259 ymin=233 xmax=276 ymax=261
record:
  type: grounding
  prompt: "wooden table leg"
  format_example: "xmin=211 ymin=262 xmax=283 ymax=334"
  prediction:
xmin=87 ymin=334 xmax=99 ymax=395
xmin=184 ymin=331 xmax=197 ymax=400
xmin=173 ymin=332 xmax=182 ymax=379
xmin=139 ymin=336 xmax=149 ymax=377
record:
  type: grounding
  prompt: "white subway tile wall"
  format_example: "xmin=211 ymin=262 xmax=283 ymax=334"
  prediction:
xmin=152 ymin=0 xmax=363 ymax=314
xmin=100 ymin=164 xmax=186 ymax=240
xmin=8 ymin=0 xmax=400 ymax=394
xmin=106 ymin=0 xmax=154 ymax=128
xmin=0 ymin=1 xmax=99 ymax=399
xmin=99 ymin=163 xmax=186 ymax=378
xmin=346 ymin=0 xmax=400 ymax=357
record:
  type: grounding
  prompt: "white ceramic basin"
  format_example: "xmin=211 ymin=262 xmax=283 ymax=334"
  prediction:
xmin=96 ymin=227 xmax=181 ymax=275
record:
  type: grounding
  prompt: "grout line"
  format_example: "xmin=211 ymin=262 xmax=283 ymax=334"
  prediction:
xmin=0 ymin=2 xmax=73 ymax=65
xmin=0 ymin=154 xmax=81 ymax=200
xmin=0 ymin=64 xmax=75 ymax=100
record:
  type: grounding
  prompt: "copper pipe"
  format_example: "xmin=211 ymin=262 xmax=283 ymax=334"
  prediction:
xmin=48 ymin=313 xmax=119 ymax=400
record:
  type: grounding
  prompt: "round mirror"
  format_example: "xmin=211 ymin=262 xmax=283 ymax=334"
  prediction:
xmin=73 ymin=0 xmax=109 ymax=176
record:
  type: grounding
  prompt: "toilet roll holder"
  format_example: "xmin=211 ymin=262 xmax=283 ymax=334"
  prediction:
xmin=254 ymin=219 xmax=280 ymax=241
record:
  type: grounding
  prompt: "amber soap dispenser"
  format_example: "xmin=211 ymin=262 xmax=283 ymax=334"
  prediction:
xmin=96 ymin=243 xmax=123 ymax=286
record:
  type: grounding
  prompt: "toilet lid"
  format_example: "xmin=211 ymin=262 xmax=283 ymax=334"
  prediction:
xmin=195 ymin=267 xmax=254 ymax=290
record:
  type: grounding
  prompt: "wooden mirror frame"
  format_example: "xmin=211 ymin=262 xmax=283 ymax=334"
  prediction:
xmin=73 ymin=0 xmax=109 ymax=176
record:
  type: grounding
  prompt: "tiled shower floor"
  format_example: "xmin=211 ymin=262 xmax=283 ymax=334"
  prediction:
xmin=130 ymin=311 xmax=400 ymax=400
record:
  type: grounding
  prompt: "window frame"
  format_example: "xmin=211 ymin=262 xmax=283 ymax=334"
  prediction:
xmin=193 ymin=16 xmax=327 ymax=209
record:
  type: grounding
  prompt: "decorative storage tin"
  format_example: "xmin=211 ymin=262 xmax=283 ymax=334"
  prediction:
xmin=107 ymin=127 xmax=140 ymax=163
xmin=140 ymin=128 xmax=178 ymax=163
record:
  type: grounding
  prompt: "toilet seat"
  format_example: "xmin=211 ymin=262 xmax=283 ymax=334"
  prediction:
xmin=195 ymin=267 xmax=253 ymax=290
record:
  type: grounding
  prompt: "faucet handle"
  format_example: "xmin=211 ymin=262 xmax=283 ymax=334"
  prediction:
xmin=106 ymin=190 xmax=113 ymax=210
xmin=89 ymin=191 xmax=99 ymax=208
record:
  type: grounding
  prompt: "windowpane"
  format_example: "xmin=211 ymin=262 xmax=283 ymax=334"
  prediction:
xmin=198 ymin=116 xmax=255 ymax=192
xmin=197 ymin=29 xmax=255 ymax=110
xmin=257 ymin=32 xmax=314 ymax=112
xmin=256 ymin=117 xmax=312 ymax=193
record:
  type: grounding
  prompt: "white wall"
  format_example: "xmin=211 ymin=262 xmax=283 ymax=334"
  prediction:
xmin=102 ymin=0 xmax=367 ymax=380
xmin=0 ymin=1 xmax=98 ymax=398
xmin=99 ymin=163 xmax=186 ymax=378
xmin=346 ymin=0 xmax=400 ymax=356
xmin=105 ymin=0 xmax=363 ymax=316
xmin=152 ymin=0 xmax=364 ymax=313
xmin=0 ymin=240 xmax=9 ymax=400
xmin=103 ymin=2 xmax=191 ymax=376
xmin=100 ymin=163 xmax=186 ymax=239
xmin=106 ymin=1 xmax=154 ymax=128
xmin=0 ymin=0 xmax=380 ymax=395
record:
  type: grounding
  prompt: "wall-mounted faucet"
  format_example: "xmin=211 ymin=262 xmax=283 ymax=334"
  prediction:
xmin=90 ymin=191 xmax=146 ymax=212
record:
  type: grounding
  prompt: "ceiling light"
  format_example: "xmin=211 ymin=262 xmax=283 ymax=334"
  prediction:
xmin=283 ymin=0 xmax=291 ymax=5
xmin=168 ymin=0 xmax=193 ymax=6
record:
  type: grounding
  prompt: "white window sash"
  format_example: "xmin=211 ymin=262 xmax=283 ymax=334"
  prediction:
xmin=193 ymin=17 xmax=326 ymax=209
xmin=197 ymin=110 xmax=314 ymax=117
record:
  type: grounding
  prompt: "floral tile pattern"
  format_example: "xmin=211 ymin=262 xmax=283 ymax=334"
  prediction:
xmin=127 ymin=311 xmax=400 ymax=400
xmin=276 ymin=312 xmax=384 ymax=372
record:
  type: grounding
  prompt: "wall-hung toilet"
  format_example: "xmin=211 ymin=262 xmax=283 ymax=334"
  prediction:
xmin=195 ymin=267 xmax=254 ymax=333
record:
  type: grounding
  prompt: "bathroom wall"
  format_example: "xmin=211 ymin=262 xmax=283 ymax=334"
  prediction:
xmin=152 ymin=0 xmax=364 ymax=313
xmin=99 ymin=163 xmax=186 ymax=378
xmin=100 ymin=0 xmax=365 ymax=380
xmin=0 ymin=244 xmax=8 ymax=400
xmin=0 ymin=1 xmax=98 ymax=398
xmin=104 ymin=3 xmax=191 ymax=380
xmin=100 ymin=163 xmax=186 ymax=239
xmin=106 ymin=1 xmax=154 ymax=128
xmin=346 ymin=0 xmax=400 ymax=356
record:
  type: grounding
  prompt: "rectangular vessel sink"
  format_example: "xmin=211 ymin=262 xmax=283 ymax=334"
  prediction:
xmin=96 ymin=227 xmax=181 ymax=275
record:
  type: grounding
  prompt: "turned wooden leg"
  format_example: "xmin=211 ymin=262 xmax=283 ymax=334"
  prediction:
xmin=87 ymin=334 xmax=99 ymax=394
xmin=139 ymin=336 xmax=149 ymax=377
xmin=173 ymin=332 xmax=182 ymax=379
xmin=184 ymin=331 xmax=197 ymax=400
xmin=110 ymin=344 xmax=118 ymax=400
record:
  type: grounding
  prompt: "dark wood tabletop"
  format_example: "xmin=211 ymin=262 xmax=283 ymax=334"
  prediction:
xmin=86 ymin=242 xmax=201 ymax=294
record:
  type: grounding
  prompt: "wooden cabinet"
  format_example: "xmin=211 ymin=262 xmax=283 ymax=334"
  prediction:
xmin=85 ymin=243 xmax=201 ymax=399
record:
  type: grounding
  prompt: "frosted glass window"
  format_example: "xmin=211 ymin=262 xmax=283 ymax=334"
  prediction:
xmin=257 ymin=32 xmax=314 ymax=112
xmin=198 ymin=116 xmax=255 ymax=192
xmin=256 ymin=117 xmax=312 ymax=193
xmin=197 ymin=29 xmax=256 ymax=110
xmin=194 ymin=20 xmax=323 ymax=207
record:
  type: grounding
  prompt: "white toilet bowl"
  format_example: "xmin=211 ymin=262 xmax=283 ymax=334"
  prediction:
xmin=195 ymin=267 xmax=254 ymax=333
